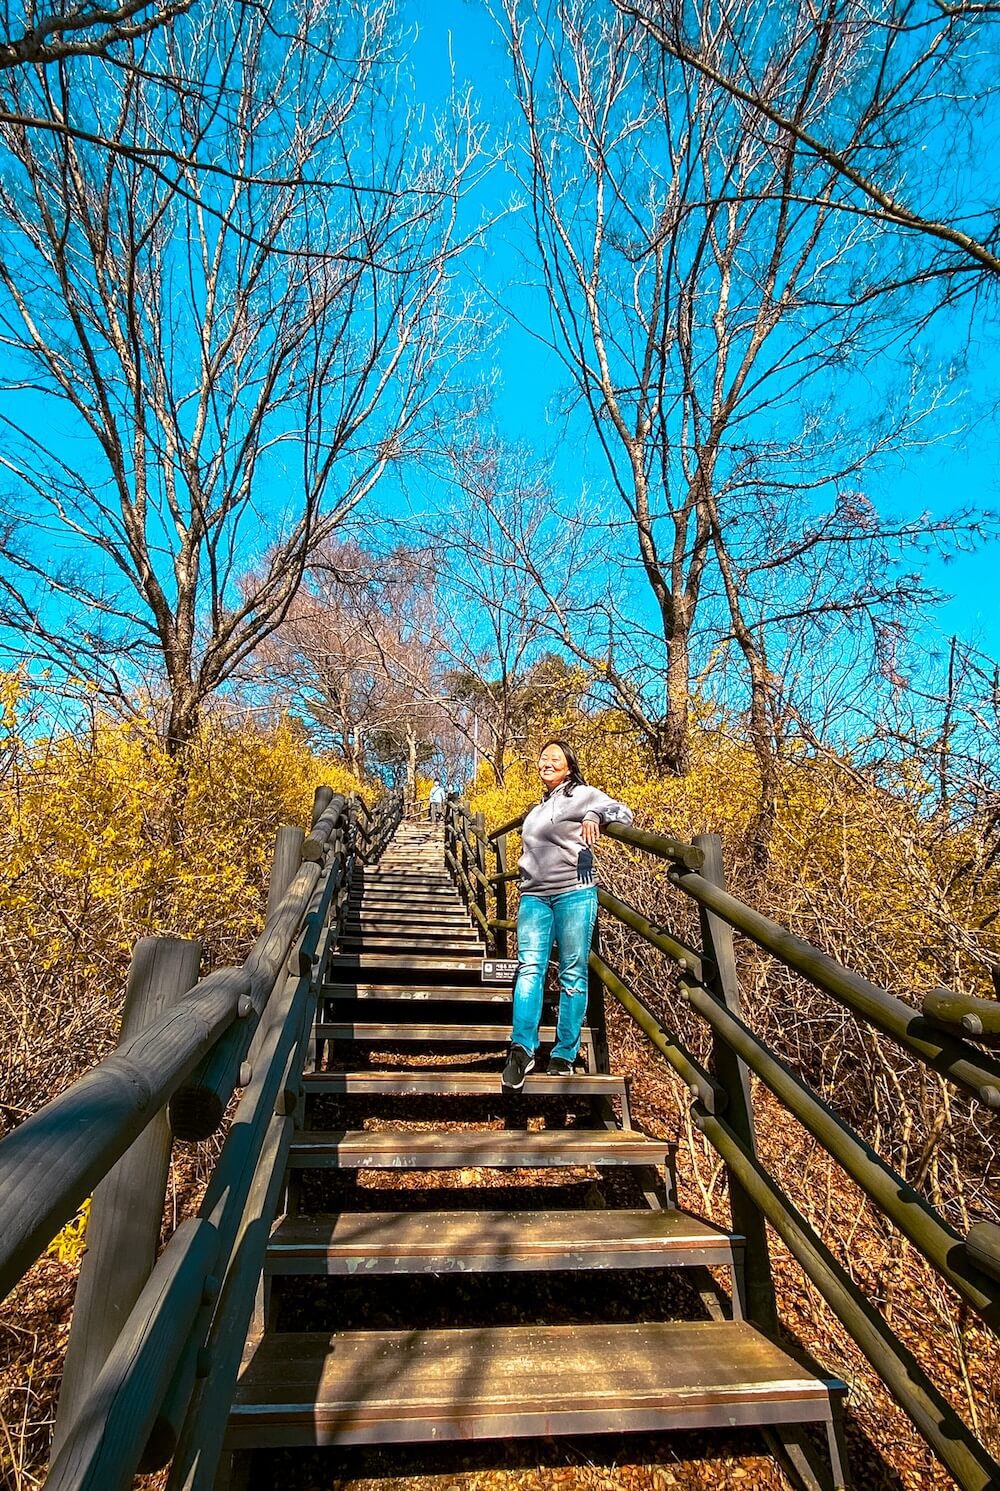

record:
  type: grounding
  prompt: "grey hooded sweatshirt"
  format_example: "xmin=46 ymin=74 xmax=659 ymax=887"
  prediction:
xmin=517 ymin=783 xmax=634 ymax=895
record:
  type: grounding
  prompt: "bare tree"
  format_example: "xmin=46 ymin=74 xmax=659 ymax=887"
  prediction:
xmin=0 ymin=0 xmax=487 ymax=753
xmin=496 ymin=0 xmax=986 ymax=856
xmin=254 ymin=538 xmax=456 ymax=798
xmin=614 ymin=0 xmax=1000 ymax=286
xmin=403 ymin=436 xmax=587 ymax=783
xmin=0 ymin=2 xmax=192 ymax=72
xmin=251 ymin=542 xmax=393 ymax=775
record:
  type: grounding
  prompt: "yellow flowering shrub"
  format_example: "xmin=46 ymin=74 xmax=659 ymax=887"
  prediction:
xmin=0 ymin=677 xmax=369 ymax=1131
xmin=46 ymin=1200 xmax=91 ymax=1267
xmin=470 ymin=711 xmax=1000 ymax=1002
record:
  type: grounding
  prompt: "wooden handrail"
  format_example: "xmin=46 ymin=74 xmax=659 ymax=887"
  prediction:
xmin=0 ymin=963 xmax=246 ymax=1302
xmin=457 ymin=794 xmax=999 ymax=1488
xmin=0 ymin=785 xmax=357 ymax=1300
xmin=922 ymin=986 xmax=1000 ymax=1042
xmin=670 ymin=864 xmax=1000 ymax=1107
xmin=169 ymin=797 xmax=349 ymax=1140
xmin=679 ymin=975 xmax=997 ymax=1327
xmin=488 ymin=810 xmax=526 ymax=840
xmin=45 ymin=1217 xmax=219 ymax=1491
xmin=588 ymin=951 xmax=723 ymax=1114
xmin=695 ymin=1104 xmax=999 ymax=1491
xmin=597 ymin=887 xmax=709 ymax=982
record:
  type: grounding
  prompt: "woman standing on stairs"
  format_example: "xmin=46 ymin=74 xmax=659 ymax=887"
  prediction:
xmin=502 ymin=740 xmax=633 ymax=1091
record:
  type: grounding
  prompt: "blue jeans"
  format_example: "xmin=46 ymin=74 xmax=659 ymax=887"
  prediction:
xmin=511 ymin=886 xmax=598 ymax=1062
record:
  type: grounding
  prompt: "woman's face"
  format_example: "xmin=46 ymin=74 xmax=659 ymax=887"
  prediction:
xmin=538 ymin=744 xmax=570 ymax=789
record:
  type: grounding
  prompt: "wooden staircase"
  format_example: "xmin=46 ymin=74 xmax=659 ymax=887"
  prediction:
xmin=226 ymin=820 xmax=848 ymax=1484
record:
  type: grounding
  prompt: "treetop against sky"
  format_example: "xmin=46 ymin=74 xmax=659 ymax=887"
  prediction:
xmin=0 ymin=0 xmax=997 ymax=710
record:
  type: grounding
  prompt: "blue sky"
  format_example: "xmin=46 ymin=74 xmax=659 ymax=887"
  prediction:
xmin=401 ymin=0 xmax=1000 ymax=662
xmin=0 ymin=0 xmax=996 ymax=701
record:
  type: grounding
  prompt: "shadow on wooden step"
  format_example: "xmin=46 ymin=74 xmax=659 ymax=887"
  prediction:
xmin=243 ymin=1419 xmax=905 ymax=1491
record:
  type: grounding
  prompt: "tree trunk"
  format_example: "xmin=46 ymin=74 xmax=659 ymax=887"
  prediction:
xmin=165 ymin=692 xmax=201 ymax=759
xmin=350 ymin=724 xmax=364 ymax=777
xmin=656 ymin=629 xmax=691 ymax=776
xmin=746 ymin=664 xmax=778 ymax=872
xmin=405 ymin=723 xmax=417 ymax=816
xmin=162 ymin=689 xmax=202 ymax=841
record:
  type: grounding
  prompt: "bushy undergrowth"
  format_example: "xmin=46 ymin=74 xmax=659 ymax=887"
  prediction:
xmin=0 ymin=681 xmax=363 ymax=1488
xmin=2 ymin=690 xmax=996 ymax=1490
xmin=472 ymin=716 xmax=1000 ymax=1487
xmin=0 ymin=681 xmax=364 ymax=1131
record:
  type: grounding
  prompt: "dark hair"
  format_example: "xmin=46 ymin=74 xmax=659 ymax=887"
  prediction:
xmin=538 ymin=738 xmax=586 ymax=797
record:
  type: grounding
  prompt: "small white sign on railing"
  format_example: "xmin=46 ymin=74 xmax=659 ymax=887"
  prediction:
xmin=481 ymin=958 xmax=519 ymax=985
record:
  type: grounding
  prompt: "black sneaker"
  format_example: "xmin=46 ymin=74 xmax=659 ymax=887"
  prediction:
xmin=501 ymin=1044 xmax=535 ymax=1091
xmin=547 ymin=1056 xmax=574 ymax=1076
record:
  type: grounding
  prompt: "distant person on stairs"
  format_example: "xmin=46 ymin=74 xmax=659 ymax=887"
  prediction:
xmin=502 ymin=740 xmax=633 ymax=1092
xmin=428 ymin=779 xmax=446 ymax=824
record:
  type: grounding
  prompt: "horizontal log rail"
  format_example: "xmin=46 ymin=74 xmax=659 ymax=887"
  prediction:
xmin=679 ymin=975 xmax=997 ymax=1328
xmin=45 ymin=1217 xmax=220 ymax=1491
xmin=695 ymin=1104 xmax=999 ymax=1491
xmin=597 ymin=887 xmax=709 ymax=983
xmin=446 ymin=797 xmax=1000 ymax=1491
xmin=0 ymin=964 xmax=247 ymax=1301
xmin=922 ymin=986 xmax=1000 ymax=1042
xmin=0 ymin=781 xmax=401 ymax=1491
xmin=588 ymin=951 xmax=724 ymax=1115
xmin=967 ymin=1222 xmax=1000 ymax=1284
xmin=444 ymin=846 xmax=491 ymax=938
xmin=670 ymin=864 xmax=1000 ymax=1108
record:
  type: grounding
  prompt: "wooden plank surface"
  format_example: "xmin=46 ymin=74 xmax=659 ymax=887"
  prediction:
xmin=287 ymin=1127 xmax=670 ymax=1169
xmin=321 ymin=984 xmax=510 ymax=1004
xmin=347 ymin=898 xmax=469 ymax=912
xmin=343 ymin=920 xmax=478 ymax=934
xmin=314 ymin=1022 xmax=591 ymax=1046
xmin=328 ymin=954 xmax=485 ymax=971
xmin=300 ymin=1071 xmax=620 ymax=1096
xmin=337 ymin=939 xmax=486 ymax=954
xmin=227 ymin=1320 xmax=843 ymax=1449
xmin=265 ymin=1208 xmax=740 ymax=1274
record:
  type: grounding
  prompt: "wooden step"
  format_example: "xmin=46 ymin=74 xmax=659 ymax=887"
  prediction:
xmin=349 ymin=892 xmax=465 ymax=905
xmin=337 ymin=937 xmax=485 ymax=953
xmin=340 ymin=930 xmax=477 ymax=944
xmin=287 ymin=1127 xmax=670 ymax=1169
xmin=321 ymin=983 xmax=511 ymax=1003
xmin=301 ymin=1070 xmax=623 ymax=1097
xmin=227 ymin=1320 xmax=845 ymax=1449
xmin=355 ymin=875 xmax=453 ymax=886
xmin=314 ymin=1022 xmax=592 ymax=1048
xmin=328 ymin=953 xmax=486 ymax=972
xmin=351 ymin=870 xmax=459 ymax=882
xmin=265 ymin=1208 xmax=740 ymax=1275
xmin=347 ymin=900 xmax=468 ymax=915
xmin=344 ymin=911 xmax=476 ymax=925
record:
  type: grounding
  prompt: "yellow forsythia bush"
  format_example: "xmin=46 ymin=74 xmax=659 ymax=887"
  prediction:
xmin=469 ymin=710 xmax=1000 ymax=1003
xmin=0 ymin=675 xmax=368 ymax=1131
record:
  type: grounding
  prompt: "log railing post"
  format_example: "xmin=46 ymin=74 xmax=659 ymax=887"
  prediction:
xmin=265 ymin=825 xmax=305 ymax=920
xmin=456 ymin=809 xmax=471 ymax=912
xmin=472 ymin=811 xmax=490 ymax=948
xmin=494 ymin=833 xmax=509 ymax=959
xmin=586 ymin=916 xmax=608 ymax=1077
xmin=51 ymin=935 xmax=202 ymax=1455
xmin=310 ymin=785 xmax=334 ymax=828
xmin=691 ymin=832 xmax=777 ymax=1332
xmin=247 ymin=825 xmax=306 ymax=1080
xmin=449 ymin=804 xmax=461 ymax=897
